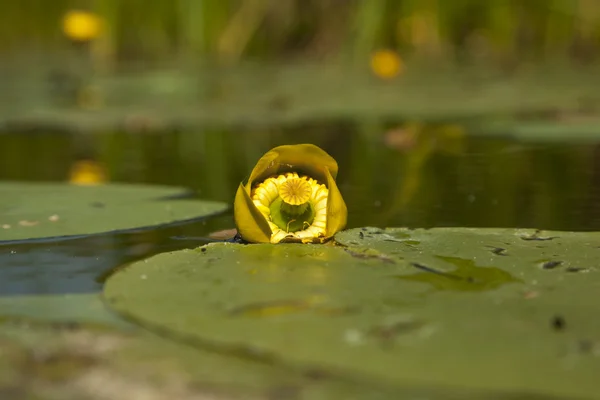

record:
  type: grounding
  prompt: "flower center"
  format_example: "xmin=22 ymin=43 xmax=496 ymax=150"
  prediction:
xmin=251 ymin=172 xmax=328 ymax=243
xmin=278 ymin=178 xmax=311 ymax=215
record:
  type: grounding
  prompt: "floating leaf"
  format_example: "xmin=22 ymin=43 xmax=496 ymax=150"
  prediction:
xmin=336 ymin=227 xmax=600 ymax=300
xmin=0 ymin=293 xmax=129 ymax=328
xmin=0 ymin=182 xmax=228 ymax=242
xmin=104 ymin=228 xmax=600 ymax=398
xmin=474 ymin=119 xmax=600 ymax=144
xmin=2 ymin=318 xmax=559 ymax=400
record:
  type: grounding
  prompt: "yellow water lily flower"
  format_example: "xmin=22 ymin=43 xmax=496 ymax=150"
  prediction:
xmin=68 ymin=160 xmax=107 ymax=186
xmin=370 ymin=49 xmax=403 ymax=80
xmin=62 ymin=10 xmax=102 ymax=42
xmin=234 ymin=144 xmax=347 ymax=244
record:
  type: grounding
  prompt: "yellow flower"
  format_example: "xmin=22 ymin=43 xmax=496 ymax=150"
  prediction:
xmin=62 ymin=10 xmax=102 ymax=42
xmin=234 ymin=144 xmax=347 ymax=244
xmin=69 ymin=160 xmax=107 ymax=186
xmin=370 ymin=49 xmax=403 ymax=80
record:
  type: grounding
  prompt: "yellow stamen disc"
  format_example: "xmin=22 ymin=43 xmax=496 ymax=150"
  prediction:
xmin=278 ymin=178 xmax=312 ymax=206
xmin=251 ymin=173 xmax=328 ymax=243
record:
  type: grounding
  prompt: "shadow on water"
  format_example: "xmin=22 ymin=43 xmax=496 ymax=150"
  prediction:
xmin=2 ymin=119 xmax=600 ymax=297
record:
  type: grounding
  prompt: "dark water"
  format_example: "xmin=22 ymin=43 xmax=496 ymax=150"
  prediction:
xmin=1 ymin=120 xmax=600 ymax=296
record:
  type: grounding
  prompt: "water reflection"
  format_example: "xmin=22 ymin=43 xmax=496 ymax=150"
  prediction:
xmin=1 ymin=121 xmax=600 ymax=297
xmin=0 ymin=214 xmax=233 ymax=296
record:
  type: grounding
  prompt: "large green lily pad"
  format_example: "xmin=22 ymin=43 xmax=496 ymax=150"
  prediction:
xmin=2 ymin=318 xmax=558 ymax=400
xmin=103 ymin=228 xmax=600 ymax=399
xmin=0 ymin=182 xmax=228 ymax=241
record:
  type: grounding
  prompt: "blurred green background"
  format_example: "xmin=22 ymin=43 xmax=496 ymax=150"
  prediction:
xmin=2 ymin=0 xmax=600 ymax=235
xmin=3 ymin=0 xmax=600 ymax=66
xmin=2 ymin=0 xmax=600 ymax=126
xmin=2 ymin=0 xmax=600 ymax=128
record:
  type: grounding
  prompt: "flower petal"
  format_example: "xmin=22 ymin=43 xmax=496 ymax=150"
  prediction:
xmin=233 ymin=183 xmax=272 ymax=243
xmin=324 ymin=167 xmax=347 ymax=237
xmin=247 ymin=144 xmax=339 ymax=187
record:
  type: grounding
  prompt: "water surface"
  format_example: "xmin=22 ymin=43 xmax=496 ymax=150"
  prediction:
xmin=1 ymin=121 xmax=599 ymax=296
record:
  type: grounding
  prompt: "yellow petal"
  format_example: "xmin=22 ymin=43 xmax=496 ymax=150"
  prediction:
xmin=233 ymin=183 xmax=272 ymax=243
xmin=271 ymin=230 xmax=290 ymax=244
xmin=324 ymin=167 xmax=347 ymax=237
xmin=247 ymin=144 xmax=339 ymax=187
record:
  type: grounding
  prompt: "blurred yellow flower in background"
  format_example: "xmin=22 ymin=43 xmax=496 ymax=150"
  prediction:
xmin=69 ymin=160 xmax=107 ymax=186
xmin=370 ymin=49 xmax=403 ymax=79
xmin=234 ymin=144 xmax=347 ymax=244
xmin=62 ymin=10 xmax=102 ymax=42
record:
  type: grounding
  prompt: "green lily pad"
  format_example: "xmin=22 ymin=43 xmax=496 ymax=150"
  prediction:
xmin=3 ymin=318 xmax=569 ymax=400
xmin=336 ymin=227 xmax=600 ymax=296
xmin=474 ymin=119 xmax=600 ymax=143
xmin=0 ymin=182 xmax=229 ymax=241
xmin=103 ymin=229 xmax=600 ymax=399
xmin=0 ymin=293 xmax=130 ymax=329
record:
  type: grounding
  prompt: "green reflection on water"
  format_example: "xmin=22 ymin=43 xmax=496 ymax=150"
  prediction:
xmin=0 ymin=121 xmax=598 ymax=232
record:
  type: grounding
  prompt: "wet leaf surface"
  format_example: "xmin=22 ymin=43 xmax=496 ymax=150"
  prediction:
xmin=103 ymin=228 xmax=600 ymax=399
xmin=0 ymin=182 xmax=229 ymax=242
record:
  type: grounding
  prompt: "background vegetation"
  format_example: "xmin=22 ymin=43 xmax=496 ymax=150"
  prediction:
xmin=2 ymin=0 xmax=600 ymax=68
xmin=2 ymin=1 xmax=600 ymax=235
